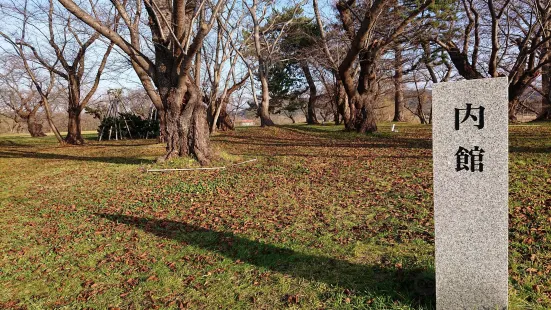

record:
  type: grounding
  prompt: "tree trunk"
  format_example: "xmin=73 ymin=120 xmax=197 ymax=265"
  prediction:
xmin=508 ymin=82 xmax=528 ymax=122
xmin=26 ymin=113 xmax=47 ymax=137
xmin=342 ymin=52 xmax=378 ymax=133
xmin=301 ymin=63 xmax=319 ymax=125
xmin=335 ymin=79 xmax=349 ymax=127
xmin=538 ymin=75 xmax=551 ymax=120
xmin=208 ymin=98 xmax=235 ymax=133
xmin=258 ymin=76 xmax=274 ymax=126
xmin=350 ymin=93 xmax=377 ymax=133
xmin=206 ymin=96 xmax=216 ymax=131
xmin=416 ymin=97 xmax=428 ymax=124
xmin=158 ymin=86 xmax=211 ymax=165
xmin=393 ymin=46 xmax=405 ymax=122
xmin=65 ymin=107 xmax=84 ymax=144
xmin=65 ymin=75 xmax=84 ymax=145
xmin=258 ymin=60 xmax=274 ymax=127
xmin=508 ymin=98 xmax=520 ymax=122
xmin=217 ymin=100 xmax=234 ymax=131
xmin=538 ymin=39 xmax=551 ymax=120
xmin=333 ymin=111 xmax=340 ymax=125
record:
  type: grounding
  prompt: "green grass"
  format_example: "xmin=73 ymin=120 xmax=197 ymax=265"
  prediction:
xmin=0 ymin=123 xmax=550 ymax=309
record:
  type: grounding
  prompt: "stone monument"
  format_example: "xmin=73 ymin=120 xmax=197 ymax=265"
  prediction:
xmin=432 ymin=77 xmax=509 ymax=309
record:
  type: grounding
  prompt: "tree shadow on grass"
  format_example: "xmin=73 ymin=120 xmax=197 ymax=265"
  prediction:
xmin=509 ymin=146 xmax=551 ymax=154
xmin=0 ymin=150 xmax=155 ymax=165
xmin=214 ymin=136 xmax=432 ymax=152
xmin=97 ymin=213 xmax=436 ymax=308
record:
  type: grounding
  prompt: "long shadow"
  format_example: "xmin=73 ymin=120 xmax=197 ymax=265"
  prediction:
xmin=509 ymin=146 xmax=551 ymax=154
xmin=231 ymin=152 xmax=431 ymax=160
xmin=0 ymin=140 xmax=44 ymax=148
xmin=97 ymin=213 xmax=436 ymax=308
xmin=278 ymin=124 xmax=345 ymax=134
xmin=0 ymin=150 xmax=155 ymax=165
xmin=215 ymin=135 xmax=432 ymax=150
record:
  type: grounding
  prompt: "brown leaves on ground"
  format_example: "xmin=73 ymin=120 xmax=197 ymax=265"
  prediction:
xmin=0 ymin=123 xmax=550 ymax=308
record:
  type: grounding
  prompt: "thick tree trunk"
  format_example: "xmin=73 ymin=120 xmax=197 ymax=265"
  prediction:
xmin=301 ymin=64 xmax=319 ymax=125
xmin=342 ymin=53 xmax=378 ymax=133
xmin=208 ymin=97 xmax=234 ymax=132
xmin=343 ymin=96 xmax=355 ymax=131
xmin=217 ymin=103 xmax=234 ymax=131
xmin=349 ymin=93 xmax=377 ymax=133
xmin=26 ymin=113 xmax=47 ymax=137
xmin=334 ymin=79 xmax=349 ymax=127
xmin=508 ymin=83 xmax=528 ymax=122
xmin=211 ymin=98 xmax=235 ymax=133
xmin=537 ymin=102 xmax=551 ymax=120
xmin=393 ymin=46 xmax=405 ymax=122
xmin=333 ymin=113 xmax=340 ymax=125
xmin=65 ymin=107 xmax=84 ymax=144
xmin=206 ymin=96 xmax=216 ymax=131
xmin=65 ymin=75 xmax=85 ymax=144
xmin=159 ymin=86 xmax=211 ymax=165
xmin=508 ymin=98 xmax=520 ymax=122
xmin=537 ymin=77 xmax=551 ymax=120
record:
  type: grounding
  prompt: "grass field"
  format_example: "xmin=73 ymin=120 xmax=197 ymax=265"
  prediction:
xmin=0 ymin=123 xmax=550 ymax=309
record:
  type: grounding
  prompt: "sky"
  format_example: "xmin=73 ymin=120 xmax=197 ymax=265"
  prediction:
xmin=0 ymin=0 xmax=337 ymax=106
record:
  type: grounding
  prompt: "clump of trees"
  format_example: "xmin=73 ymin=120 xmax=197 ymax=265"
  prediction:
xmin=2 ymin=0 xmax=551 ymax=165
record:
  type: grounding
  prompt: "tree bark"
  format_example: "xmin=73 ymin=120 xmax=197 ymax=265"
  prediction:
xmin=393 ymin=46 xmax=405 ymax=122
xmin=538 ymin=32 xmax=551 ymax=120
xmin=158 ymin=82 xmax=211 ymax=165
xmin=207 ymin=97 xmax=234 ymax=132
xmin=341 ymin=51 xmax=378 ymax=133
xmin=301 ymin=63 xmax=319 ymax=125
xmin=333 ymin=112 xmax=341 ymax=125
xmin=349 ymin=94 xmax=377 ymax=133
xmin=336 ymin=80 xmax=349 ymax=126
xmin=539 ymin=66 xmax=551 ymax=120
xmin=64 ymin=71 xmax=85 ymax=144
xmin=65 ymin=107 xmax=84 ymax=144
xmin=508 ymin=97 xmax=520 ymax=122
xmin=26 ymin=112 xmax=47 ymax=137
xmin=258 ymin=63 xmax=274 ymax=127
xmin=217 ymin=103 xmax=234 ymax=131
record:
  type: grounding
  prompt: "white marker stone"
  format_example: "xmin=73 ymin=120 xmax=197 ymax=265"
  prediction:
xmin=432 ymin=77 xmax=508 ymax=310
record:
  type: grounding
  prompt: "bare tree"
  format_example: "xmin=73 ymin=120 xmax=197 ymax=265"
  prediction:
xmin=336 ymin=0 xmax=435 ymax=133
xmin=1 ymin=30 xmax=64 ymax=142
xmin=204 ymin=2 xmax=250 ymax=133
xmin=434 ymin=0 xmax=551 ymax=120
xmin=1 ymin=0 xmax=116 ymax=144
xmin=57 ymin=0 xmax=225 ymax=164
xmin=0 ymin=64 xmax=47 ymax=137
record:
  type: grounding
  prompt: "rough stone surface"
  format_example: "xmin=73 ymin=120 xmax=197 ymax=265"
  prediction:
xmin=432 ymin=77 xmax=509 ymax=310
